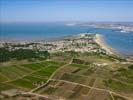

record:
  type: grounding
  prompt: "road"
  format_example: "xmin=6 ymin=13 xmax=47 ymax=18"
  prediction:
xmin=27 ymin=58 xmax=132 ymax=100
xmin=30 ymin=58 xmax=73 ymax=92
xmin=50 ymin=79 xmax=133 ymax=100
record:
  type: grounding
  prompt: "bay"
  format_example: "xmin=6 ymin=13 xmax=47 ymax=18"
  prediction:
xmin=0 ymin=22 xmax=133 ymax=56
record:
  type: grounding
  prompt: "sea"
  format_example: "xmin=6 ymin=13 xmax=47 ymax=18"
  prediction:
xmin=0 ymin=22 xmax=133 ymax=56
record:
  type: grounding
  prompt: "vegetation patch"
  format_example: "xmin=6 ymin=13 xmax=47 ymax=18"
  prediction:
xmin=21 ymin=63 xmax=43 ymax=70
xmin=0 ymin=47 xmax=50 ymax=62
xmin=104 ymin=79 xmax=133 ymax=91
xmin=113 ymin=95 xmax=127 ymax=100
xmin=42 ymin=86 xmax=57 ymax=95
xmin=0 ymin=66 xmax=28 ymax=80
xmin=72 ymin=58 xmax=90 ymax=65
xmin=69 ymin=63 xmax=90 ymax=69
xmin=114 ymin=67 xmax=133 ymax=84
xmin=0 ymin=83 xmax=16 ymax=91
xmin=11 ymin=78 xmax=35 ymax=89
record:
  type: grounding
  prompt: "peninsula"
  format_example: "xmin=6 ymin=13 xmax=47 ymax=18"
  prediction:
xmin=0 ymin=33 xmax=133 ymax=100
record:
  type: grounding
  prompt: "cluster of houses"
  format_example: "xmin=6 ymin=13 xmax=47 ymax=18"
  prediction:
xmin=0 ymin=33 xmax=107 ymax=54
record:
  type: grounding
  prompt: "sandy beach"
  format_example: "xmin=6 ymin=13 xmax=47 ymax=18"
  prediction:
xmin=94 ymin=34 xmax=115 ymax=55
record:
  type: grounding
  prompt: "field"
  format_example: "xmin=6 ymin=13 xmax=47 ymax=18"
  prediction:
xmin=34 ymin=53 xmax=133 ymax=100
xmin=0 ymin=60 xmax=65 ymax=91
xmin=0 ymin=52 xmax=133 ymax=100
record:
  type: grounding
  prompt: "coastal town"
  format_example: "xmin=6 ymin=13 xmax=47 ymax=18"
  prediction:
xmin=0 ymin=33 xmax=133 ymax=100
xmin=1 ymin=0 xmax=133 ymax=99
xmin=0 ymin=33 xmax=108 ymax=54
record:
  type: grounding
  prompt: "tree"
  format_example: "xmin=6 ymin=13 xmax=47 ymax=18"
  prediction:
xmin=11 ymin=49 xmax=37 ymax=60
xmin=38 ymin=51 xmax=50 ymax=59
xmin=128 ymin=65 xmax=133 ymax=70
xmin=0 ymin=48 xmax=10 ymax=62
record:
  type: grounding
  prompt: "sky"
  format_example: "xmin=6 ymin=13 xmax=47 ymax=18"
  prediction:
xmin=0 ymin=0 xmax=133 ymax=22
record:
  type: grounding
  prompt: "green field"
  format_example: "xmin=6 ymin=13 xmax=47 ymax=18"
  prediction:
xmin=34 ymin=52 xmax=133 ymax=100
xmin=0 ymin=60 xmax=65 ymax=91
xmin=0 ymin=52 xmax=133 ymax=100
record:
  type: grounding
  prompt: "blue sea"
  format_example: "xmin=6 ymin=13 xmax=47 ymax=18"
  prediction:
xmin=0 ymin=22 xmax=133 ymax=56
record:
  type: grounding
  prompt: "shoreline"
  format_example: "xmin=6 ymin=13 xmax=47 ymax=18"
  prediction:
xmin=94 ymin=34 xmax=133 ymax=60
xmin=94 ymin=34 xmax=117 ymax=55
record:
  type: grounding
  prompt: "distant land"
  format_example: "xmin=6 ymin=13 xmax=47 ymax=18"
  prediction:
xmin=0 ymin=22 xmax=133 ymax=56
xmin=0 ymin=33 xmax=133 ymax=100
xmin=1 ymin=0 xmax=133 ymax=99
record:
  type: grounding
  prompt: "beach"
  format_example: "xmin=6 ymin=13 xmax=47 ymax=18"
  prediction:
xmin=1 ymin=23 xmax=133 ymax=56
xmin=94 ymin=34 xmax=115 ymax=55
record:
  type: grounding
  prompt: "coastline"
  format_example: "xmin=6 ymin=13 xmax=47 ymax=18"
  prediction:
xmin=94 ymin=34 xmax=133 ymax=60
xmin=94 ymin=34 xmax=116 ymax=55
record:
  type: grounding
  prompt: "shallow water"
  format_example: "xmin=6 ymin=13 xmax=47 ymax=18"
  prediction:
xmin=0 ymin=23 xmax=133 ymax=56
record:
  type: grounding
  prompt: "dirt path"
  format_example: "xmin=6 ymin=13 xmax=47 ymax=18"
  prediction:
xmin=27 ymin=58 xmax=132 ymax=100
xmin=1 ymin=66 xmax=49 ymax=84
xmin=50 ymin=79 xmax=132 ymax=100
xmin=29 ymin=58 xmax=73 ymax=92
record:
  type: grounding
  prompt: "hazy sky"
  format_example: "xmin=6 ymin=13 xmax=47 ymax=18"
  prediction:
xmin=0 ymin=0 xmax=133 ymax=22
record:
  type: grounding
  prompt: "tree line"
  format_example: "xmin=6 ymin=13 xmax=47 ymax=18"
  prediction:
xmin=0 ymin=47 xmax=50 ymax=62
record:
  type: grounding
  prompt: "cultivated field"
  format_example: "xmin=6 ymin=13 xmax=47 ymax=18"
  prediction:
xmin=0 ymin=60 xmax=65 ymax=91
xmin=0 ymin=52 xmax=133 ymax=100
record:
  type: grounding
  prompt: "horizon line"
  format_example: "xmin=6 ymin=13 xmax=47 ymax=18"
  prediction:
xmin=1 ymin=21 xmax=133 ymax=23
